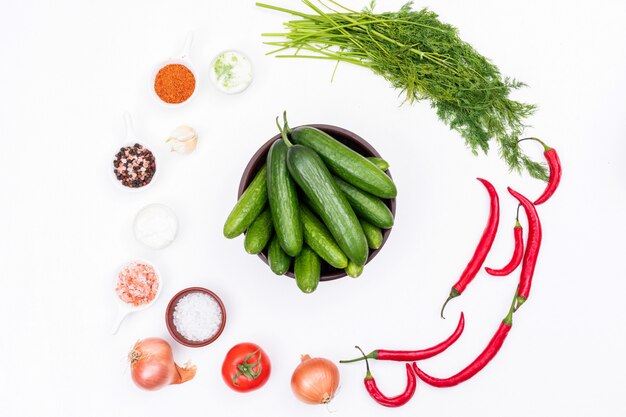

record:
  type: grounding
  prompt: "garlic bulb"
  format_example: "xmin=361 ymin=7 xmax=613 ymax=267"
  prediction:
xmin=166 ymin=126 xmax=198 ymax=154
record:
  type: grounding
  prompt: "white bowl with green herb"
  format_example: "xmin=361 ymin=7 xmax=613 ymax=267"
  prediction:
xmin=209 ymin=50 xmax=253 ymax=94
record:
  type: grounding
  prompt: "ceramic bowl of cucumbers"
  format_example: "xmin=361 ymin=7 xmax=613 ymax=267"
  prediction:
xmin=223 ymin=114 xmax=396 ymax=293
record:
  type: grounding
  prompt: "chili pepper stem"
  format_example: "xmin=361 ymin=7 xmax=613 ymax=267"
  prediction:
xmin=518 ymin=137 xmax=551 ymax=151
xmin=354 ymin=346 xmax=374 ymax=380
xmin=503 ymin=293 xmax=517 ymax=326
xmin=440 ymin=288 xmax=460 ymax=319
xmin=340 ymin=350 xmax=377 ymax=363
xmin=514 ymin=295 xmax=527 ymax=312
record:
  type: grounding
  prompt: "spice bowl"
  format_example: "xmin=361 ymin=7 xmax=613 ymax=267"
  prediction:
xmin=239 ymin=124 xmax=396 ymax=281
xmin=110 ymin=112 xmax=159 ymax=192
xmin=151 ymin=32 xmax=197 ymax=108
xmin=133 ymin=203 xmax=179 ymax=249
xmin=209 ymin=50 xmax=254 ymax=95
xmin=166 ymin=287 xmax=226 ymax=348
xmin=112 ymin=259 xmax=162 ymax=335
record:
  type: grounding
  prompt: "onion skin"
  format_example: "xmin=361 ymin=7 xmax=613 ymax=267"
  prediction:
xmin=291 ymin=354 xmax=340 ymax=405
xmin=129 ymin=337 xmax=196 ymax=391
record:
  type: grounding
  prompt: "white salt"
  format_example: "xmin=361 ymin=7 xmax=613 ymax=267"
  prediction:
xmin=173 ymin=292 xmax=223 ymax=342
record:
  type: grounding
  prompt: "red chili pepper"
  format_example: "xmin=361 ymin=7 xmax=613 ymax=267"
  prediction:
xmin=485 ymin=205 xmax=524 ymax=277
xmin=441 ymin=178 xmax=499 ymax=318
xmin=355 ymin=346 xmax=417 ymax=408
xmin=339 ymin=313 xmax=465 ymax=364
xmin=519 ymin=137 xmax=562 ymax=205
xmin=508 ymin=187 xmax=542 ymax=310
xmin=413 ymin=294 xmax=516 ymax=388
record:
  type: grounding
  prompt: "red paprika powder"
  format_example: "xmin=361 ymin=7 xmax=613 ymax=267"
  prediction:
xmin=154 ymin=64 xmax=195 ymax=104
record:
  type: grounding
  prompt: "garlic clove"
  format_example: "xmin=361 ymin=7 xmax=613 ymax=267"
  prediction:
xmin=166 ymin=125 xmax=198 ymax=154
xmin=169 ymin=126 xmax=196 ymax=142
xmin=170 ymin=138 xmax=197 ymax=154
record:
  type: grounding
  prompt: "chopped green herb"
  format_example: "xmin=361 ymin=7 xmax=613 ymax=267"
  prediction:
xmin=214 ymin=55 xmax=235 ymax=87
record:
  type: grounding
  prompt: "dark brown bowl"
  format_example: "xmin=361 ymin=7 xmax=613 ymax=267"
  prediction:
xmin=165 ymin=287 xmax=226 ymax=348
xmin=238 ymin=124 xmax=396 ymax=281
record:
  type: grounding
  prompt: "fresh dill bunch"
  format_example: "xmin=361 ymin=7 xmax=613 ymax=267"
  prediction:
xmin=257 ymin=0 xmax=547 ymax=180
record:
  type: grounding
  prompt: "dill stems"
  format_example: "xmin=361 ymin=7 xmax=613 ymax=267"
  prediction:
xmin=258 ymin=0 xmax=547 ymax=180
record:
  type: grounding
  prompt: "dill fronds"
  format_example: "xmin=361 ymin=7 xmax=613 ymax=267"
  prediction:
xmin=257 ymin=0 xmax=547 ymax=180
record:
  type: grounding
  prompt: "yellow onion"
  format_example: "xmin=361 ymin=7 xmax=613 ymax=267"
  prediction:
xmin=128 ymin=337 xmax=196 ymax=391
xmin=291 ymin=354 xmax=340 ymax=404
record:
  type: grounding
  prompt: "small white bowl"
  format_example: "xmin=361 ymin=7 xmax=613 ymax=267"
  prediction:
xmin=110 ymin=112 xmax=159 ymax=192
xmin=133 ymin=203 xmax=179 ymax=250
xmin=111 ymin=259 xmax=162 ymax=335
xmin=209 ymin=50 xmax=254 ymax=95
xmin=151 ymin=32 xmax=197 ymax=108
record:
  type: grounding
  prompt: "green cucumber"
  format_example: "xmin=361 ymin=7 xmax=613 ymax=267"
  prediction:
xmin=294 ymin=246 xmax=321 ymax=293
xmin=223 ymin=164 xmax=268 ymax=239
xmin=287 ymin=145 xmax=368 ymax=266
xmin=360 ymin=219 xmax=383 ymax=250
xmin=367 ymin=157 xmax=390 ymax=171
xmin=244 ymin=208 xmax=273 ymax=254
xmin=268 ymin=235 xmax=291 ymax=275
xmin=300 ymin=205 xmax=348 ymax=269
xmin=334 ymin=176 xmax=394 ymax=229
xmin=267 ymin=139 xmax=303 ymax=256
xmin=345 ymin=261 xmax=364 ymax=278
xmin=290 ymin=126 xmax=397 ymax=198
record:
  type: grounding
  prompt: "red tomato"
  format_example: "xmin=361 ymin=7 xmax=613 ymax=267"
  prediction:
xmin=221 ymin=342 xmax=271 ymax=392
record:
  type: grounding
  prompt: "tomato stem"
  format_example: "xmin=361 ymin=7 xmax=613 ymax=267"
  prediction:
xmin=232 ymin=349 xmax=263 ymax=386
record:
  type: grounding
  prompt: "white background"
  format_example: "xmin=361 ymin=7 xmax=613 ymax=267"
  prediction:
xmin=1 ymin=0 xmax=625 ymax=416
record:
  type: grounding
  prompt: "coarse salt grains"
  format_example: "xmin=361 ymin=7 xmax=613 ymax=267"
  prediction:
xmin=173 ymin=292 xmax=223 ymax=342
xmin=116 ymin=262 xmax=159 ymax=307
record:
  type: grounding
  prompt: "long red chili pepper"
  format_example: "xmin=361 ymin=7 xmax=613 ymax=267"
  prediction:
xmin=339 ymin=312 xmax=465 ymax=364
xmin=441 ymin=178 xmax=499 ymax=318
xmin=519 ymin=137 xmax=562 ymax=205
xmin=508 ymin=187 xmax=542 ymax=310
xmin=413 ymin=294 xmax=516 ymax=387
xmin=355 ymin=346 xmax=417 ymax=408
xmin=485 ymin=205 xmax=524 ymax=277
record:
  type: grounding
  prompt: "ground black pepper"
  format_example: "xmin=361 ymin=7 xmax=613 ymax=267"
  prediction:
xmin=113 ymin=144 xmax=156 ymax=188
